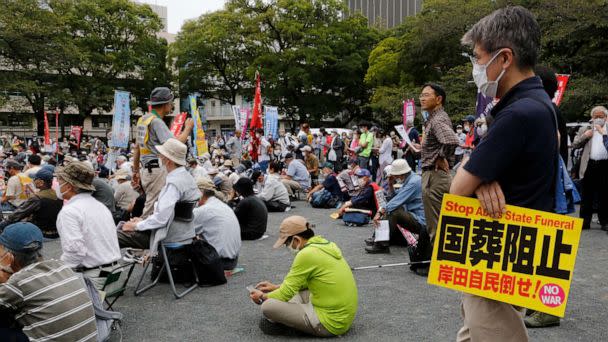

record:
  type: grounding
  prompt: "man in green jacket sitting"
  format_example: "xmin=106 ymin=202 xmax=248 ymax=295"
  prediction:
xmin=249 ymin=215 xmax=358 ymax=337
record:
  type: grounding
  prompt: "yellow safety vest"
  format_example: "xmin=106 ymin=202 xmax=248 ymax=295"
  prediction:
xmin=17 ymin=174 xmax=34 ymax=200
xmin=136 ymin=115 xmax=156 ymax=156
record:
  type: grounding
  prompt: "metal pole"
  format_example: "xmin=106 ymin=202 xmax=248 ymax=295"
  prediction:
xmin=351 ymin=260 xmax=430 ymax=271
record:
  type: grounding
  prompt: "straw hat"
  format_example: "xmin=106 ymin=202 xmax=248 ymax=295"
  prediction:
xmin=155 ymin=138 xmax=187 ymax=166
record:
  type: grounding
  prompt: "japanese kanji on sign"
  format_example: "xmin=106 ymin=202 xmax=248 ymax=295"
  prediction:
xmin=428 ymin=194 xmax=583 ymax=317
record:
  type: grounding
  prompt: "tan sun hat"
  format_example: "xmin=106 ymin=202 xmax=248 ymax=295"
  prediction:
xmin=155 ymin=138 xmax=187 ymax=166
xmin=273 ymin=216 xmax=308 ymax=249
xmin=196 ymin=176 xmax=215 ymax=192
xmin=388 ymin=159 xmax=411 ymax=176
xmin=55 ymin=161 xmax=96 ymax=191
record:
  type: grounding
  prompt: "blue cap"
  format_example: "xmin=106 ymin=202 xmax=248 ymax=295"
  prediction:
xmin=41 ymin=164 xmax=55 ymax=173
xmin=0 ymin=222 xmax=43 ymax=253
xmin=34 ymin=168 xmax=54 ymax=182
xmin=355 ymin=168 xmax=371 ymax=177
xmin=212 ymin=176 xmax=223 ymax=187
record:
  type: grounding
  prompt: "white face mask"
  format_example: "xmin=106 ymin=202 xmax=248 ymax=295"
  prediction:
xmin=472 ymin=50 xmax=507 ymax=98
xmin=256 ymin=133 xmax=261 ymax=138
xmin=287 ymin=238 xmax=300 ymax=256
xmin=593 ymin=118 xmax=606 ymax=127
xmin=456 ymin=129 xmax=463 ymax=134
xmin=56 ymin=183 xmax=67 ymax=200
xmin=476 ymin=124 xmax=488 ymax=137
xmin=464 ymin=125 xmax=470 ymax=132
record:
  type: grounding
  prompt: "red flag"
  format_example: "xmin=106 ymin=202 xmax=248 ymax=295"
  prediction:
xmin=43 ymin=111 xmax=50 ymax=146
xmin=249 ymin=71 xmax=263 ymax=133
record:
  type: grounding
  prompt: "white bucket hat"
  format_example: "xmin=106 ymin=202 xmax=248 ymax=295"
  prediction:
xmin=389 ymin=159 xmax=411 ymax=176
xmin=156 ymin=138 xmax=187 ymax=166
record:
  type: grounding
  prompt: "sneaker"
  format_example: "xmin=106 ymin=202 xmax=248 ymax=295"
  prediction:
xmin=524 ymin=311 xmax=560 ymax=328
xmin=364 ymin=238 xmax=374 ymax=246
xmin=365 ymin=244 xmax=390 ymax=254
xmin=284 ymin=206 xmax=291 ymax=212
xmin=123 ymin=248 xmax=145 ymax=264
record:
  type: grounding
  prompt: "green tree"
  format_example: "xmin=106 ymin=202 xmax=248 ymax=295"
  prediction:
xmin=231 ymin=0 xmax=380 ymax=126
xmin=171 ymin=9 xmax=258 ymax=105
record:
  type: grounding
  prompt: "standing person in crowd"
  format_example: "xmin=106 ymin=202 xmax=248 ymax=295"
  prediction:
xmin=120 ymin=139 xmax=200 ymax=257
xmin=347 ymin=129 xmax=360 ymax=160
xmin=0 ymin=167 xmax=63 ymax=238
xmin=455 ymin=124 xmax=466 ymax=165
xmin=302 ymin=145 xmax=319 ymax=186
xmin=281 ymin=153 xmax=311 ymax=198
xmin=233 ymin=178 xmax=268 ymax=240
xmin=256 ymin=128 xmax=272 ymax=172
xmin=226 ymin=130 xmax=243 ymax=166
xmin=462 ymin=115 xmax=476 ymax=155
xmin=356 ymin=122 xmax=374 ymax=170
xmin=277 ymin=130 xmax=295 ymax=158
xmin=370 ymin=127 xmax=382 ymax=181
xmin=193 ymin=178 xmax=241 ymax=270
xmin=249 ymin=216 xmax=358 ymax=337
xmin=403 ymin=120 xmax=421 ymax=172
xmin=572 ymin=105 xmax=608 ymax=230
xmin=0 ymin=223 xmax=98 ymax=342
xmin=377 ymin=130 xmax=393 ymax=183
xmin=55 ymin=162 xmax=121 ymax=289
xmin=256 ymin=161 xmax=291 ymax=212
xmin=390 ymin=131 xmax=400 ymax=160
xmin=1 ymin=160 xmax=34 ymax=211
xmin=326 ymin=130 xmax=344 ymax=171
xmin=419 ymin=83 xmax=459 ymax=243
xmin=132 ymin=87 xmax=194 ymax=219
xmin=451 ymin=6 xmax=557 ymax=341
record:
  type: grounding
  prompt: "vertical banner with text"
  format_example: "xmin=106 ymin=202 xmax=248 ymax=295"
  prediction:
xmin=553 ymin=74 xmax=570 ymax=106
xmin=428 ymin=194 xmax=582 ymax=317
xmin=403 ymin=99 xmax=415 ymax=128
xmin=264 ymin=106 xmax=279 ymax=140
xmin=111 ymin=90 xmax=131 ymax=148
xmin=169 ymin=112 xmax=187 ymax=137
xmin=189 ymin=95 xmax=208 ymax=156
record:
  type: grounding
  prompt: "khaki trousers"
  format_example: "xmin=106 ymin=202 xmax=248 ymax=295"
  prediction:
xmin=140 ymin=167 xmax=167 ymax=219
xmin=281 ymin=179 xmax=302 ymax=197
xmin=422 ymin=170 xmax=451 ymax=243
xmin=457 ymin=294 xmax=528 ymax=342
xmin=261 ymin=290 xmax=333 ymax=337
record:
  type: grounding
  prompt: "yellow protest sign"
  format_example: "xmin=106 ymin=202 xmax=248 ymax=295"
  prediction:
xmin=428 ymin=194 xmax=582 ymax=317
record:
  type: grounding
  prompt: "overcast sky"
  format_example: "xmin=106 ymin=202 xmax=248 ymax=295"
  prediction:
xmin=139 ymin=0 xmax=227 ymax=34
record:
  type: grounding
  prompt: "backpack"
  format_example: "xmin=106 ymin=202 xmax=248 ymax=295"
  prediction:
xmin=187 ymin=238 xmax=227 ymax=286
xmin=311 ymin=189 xmax=338 ymax=209
xmin=82 ymin=276 xmax=122 ymax=342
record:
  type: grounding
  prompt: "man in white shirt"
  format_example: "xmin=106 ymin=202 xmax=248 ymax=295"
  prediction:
xmin=572 ymin=105 xmax=608 ymax=230
xmin=188 ymin=157 xmax=208 ymax=179
xmin=193 ymin=177 xmax=241 ymax=270
xmin=120 ymin=138 xmax=200 ymax=255
xmin=55 ymin=161 xmax=121 ymax=289
xmin=256 ymin=161 xmax=290 ymax=212
xmin=256 ymin=128 xmax=271 ymax=172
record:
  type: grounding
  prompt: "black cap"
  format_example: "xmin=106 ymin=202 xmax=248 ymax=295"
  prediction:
xmin=149 ymin=87 xmax=174 ymax=106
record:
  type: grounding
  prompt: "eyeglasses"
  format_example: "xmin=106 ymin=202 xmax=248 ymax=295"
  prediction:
xmin=419 ymin=93 xmax=434 ymax=99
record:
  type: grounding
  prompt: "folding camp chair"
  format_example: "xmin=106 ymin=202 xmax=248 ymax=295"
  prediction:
xmin=100 ymin=261 xmax=136 ymax=310
xmin=134 ymin=200 xmax=199 ymax=299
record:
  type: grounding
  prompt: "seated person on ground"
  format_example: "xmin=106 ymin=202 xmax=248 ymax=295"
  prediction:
xmin=280 ymin=153 xmax=311 ymax=198
xmin=0 ymin=223 xmax=98 ymax=342
xmin=55 ymin=162 xmax=121 ymax=289
xmin=336 ymin=158 xmax=362 ymax=199
xmin=307 ymin=162 xmax=344 ymax=208
xmin=233 ymin=178 xmax=268 ymax=240
xmin=338 ymin=168 xmax=378 ymax=217
xmin=119 ymin=139 xmax=200 ymax=256
xmin=193 ymin=178 xmax=241 ymax=271
xmin=254 ymin=161 xmax=291 ymax=212
xmin=249 ymin=216 xmax=358 ymax=337
xmin=366 ymin=159 xmax=430 ymax=266
xmin=0 ymin=166 xmax=63 ymax=238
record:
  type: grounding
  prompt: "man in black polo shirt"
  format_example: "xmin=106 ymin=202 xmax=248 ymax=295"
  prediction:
xmin=450 ymin=6 xmax=557 ymax=342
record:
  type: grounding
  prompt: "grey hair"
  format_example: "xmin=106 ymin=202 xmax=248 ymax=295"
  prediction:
xmin=12 ymin=248 xmax=43 ymax=267
xmin=461 ymin=6 xmax=540 ymax=69
xmin=590 ymin=106 xmax=608 ymax=117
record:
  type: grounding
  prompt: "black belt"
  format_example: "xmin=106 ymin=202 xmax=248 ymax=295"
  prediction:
xmin=74 ymin=261 xmax=119 ymax=273
xmin=143 ymin=159 xmax=159 ymax=172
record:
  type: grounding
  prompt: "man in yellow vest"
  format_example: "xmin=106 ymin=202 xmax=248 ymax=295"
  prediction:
xmin=132 ymin=87 xmax=194 ymax=219
xmin=1 ymin=160 xmax=34 ymax=211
